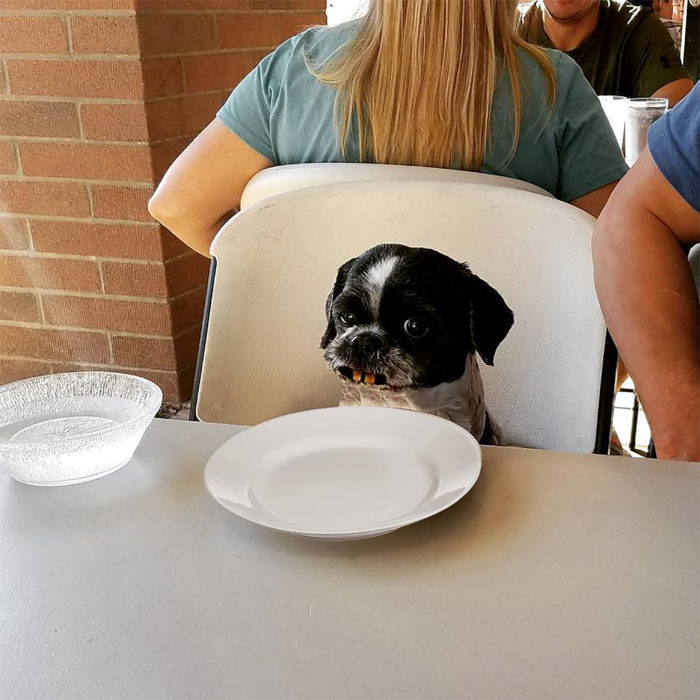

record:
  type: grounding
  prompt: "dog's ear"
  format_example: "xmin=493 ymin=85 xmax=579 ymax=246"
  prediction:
xmin=467 ymin=272 xmax=514 ymax=366
xmin=320 ymin=257 xmax=356 ymax=349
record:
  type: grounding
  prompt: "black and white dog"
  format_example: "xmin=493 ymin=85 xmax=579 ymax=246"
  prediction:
xmin=321 ymin=244 xmax=514 ymax=444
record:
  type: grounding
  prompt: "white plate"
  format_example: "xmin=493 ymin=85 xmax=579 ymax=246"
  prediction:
xmin=204 ymin=407 xmax=481 ymax=540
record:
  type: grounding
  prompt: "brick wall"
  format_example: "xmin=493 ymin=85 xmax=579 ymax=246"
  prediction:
xmin=0 ymin=0 xmax=326 ymax=402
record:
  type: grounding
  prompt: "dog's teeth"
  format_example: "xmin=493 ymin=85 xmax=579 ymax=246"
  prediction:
xmin=352 ymin=369 xmax=362 ymax=383
xmin=364 ymin=372 xmax=375 ymax=385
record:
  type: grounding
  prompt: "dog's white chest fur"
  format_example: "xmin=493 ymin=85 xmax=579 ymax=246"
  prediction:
xmin=338 ymin=355 xmax=502 ymax=444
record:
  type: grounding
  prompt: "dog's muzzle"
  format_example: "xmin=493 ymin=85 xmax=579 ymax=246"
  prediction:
xmin=332 ymin=331 xmax=389 ymax=385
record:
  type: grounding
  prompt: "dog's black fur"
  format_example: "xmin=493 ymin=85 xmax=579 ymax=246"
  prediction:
xmin=321 ymin=244 xmax=513 ymax=383
xmin=321 ymin=244 xmax=514 ymax=443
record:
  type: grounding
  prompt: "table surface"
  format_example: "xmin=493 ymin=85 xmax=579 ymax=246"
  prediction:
xmin=1 ymin=418 xmax=698 ymax=700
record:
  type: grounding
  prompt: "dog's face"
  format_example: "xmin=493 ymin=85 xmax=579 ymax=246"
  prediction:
xmin=321 ymin=244 xmax=514 ymax=389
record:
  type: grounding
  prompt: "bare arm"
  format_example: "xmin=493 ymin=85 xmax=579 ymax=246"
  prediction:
xmin=148 ymin=119 xmax=273 ymax=257
xmin=569 ymin=181 xmax=618 ymax=218
xmin=592 ymin=148 xmax=700 ymax=461
xmin=652 ymin=78 xmax=693 ymax=107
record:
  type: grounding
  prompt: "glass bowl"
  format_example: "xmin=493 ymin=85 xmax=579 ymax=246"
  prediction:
xmin=0 ymin=372 xmax=162 ymax=486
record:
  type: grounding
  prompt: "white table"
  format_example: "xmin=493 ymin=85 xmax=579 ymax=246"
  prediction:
xmin=1 ymin=418 xmax=698 ymax=699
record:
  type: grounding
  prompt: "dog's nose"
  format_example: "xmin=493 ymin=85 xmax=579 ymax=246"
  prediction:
xmin=351 ymin=333 xmax=385 ymax=356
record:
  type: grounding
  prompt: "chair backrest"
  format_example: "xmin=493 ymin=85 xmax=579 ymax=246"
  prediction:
xmin=240 ymin=163 xmax=553 ymax=210
xmin=194 ymin=176 xmax=608 ymax=453
xmin=689 ymin=244 xmax=700 ymax=300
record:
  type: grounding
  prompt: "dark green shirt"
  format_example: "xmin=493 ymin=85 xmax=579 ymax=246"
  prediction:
xmin=518 ymin=0 xmax=690 ymax=97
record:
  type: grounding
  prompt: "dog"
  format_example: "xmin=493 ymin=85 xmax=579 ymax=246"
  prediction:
xmin=320 ymin=244 xmax=514 ymax=444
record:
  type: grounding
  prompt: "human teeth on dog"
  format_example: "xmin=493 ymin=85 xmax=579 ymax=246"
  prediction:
xmin=336 ymin=367 xmax=386 ymax=385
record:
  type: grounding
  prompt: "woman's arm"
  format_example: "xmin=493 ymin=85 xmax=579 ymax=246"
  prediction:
xmin=148 ymin=119 xmax=273 ymax=257
xmin=569 ymin=181 xmax=618 ymax=218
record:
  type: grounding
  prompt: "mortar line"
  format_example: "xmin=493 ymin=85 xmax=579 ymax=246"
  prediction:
xmin=0 ymin=284 xmax=207 ymax=304
xmin=65 ymin=14 xmax=74 ymax=55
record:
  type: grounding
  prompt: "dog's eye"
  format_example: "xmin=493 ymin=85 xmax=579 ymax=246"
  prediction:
xmin=339 ymin=311 xmax=357 ymax=326
xmin=404 ymin=318 xmax=429 ymax=338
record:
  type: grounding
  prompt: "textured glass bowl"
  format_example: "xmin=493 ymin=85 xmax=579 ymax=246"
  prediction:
xmin=0 ymin=372 xmax=162 ymax=486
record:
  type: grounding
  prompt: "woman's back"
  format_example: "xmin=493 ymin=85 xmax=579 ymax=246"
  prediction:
xmin=218 ymin=21 xmax=626 ymax=202
xmin=149 ymin=2 xmax=627 ymax=257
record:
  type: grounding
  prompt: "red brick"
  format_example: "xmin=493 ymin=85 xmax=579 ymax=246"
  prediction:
xmin=31 ymin=220 xmax=163 ymax=260
xmin=101 ymin=260 xmax=168 ymax=297
xmin=136 ymin=0 xmax=248 ymax=8
xmin=142 ymin=57 xmax=183 ymax=100
xmin=137 ymin=13 xmax=216 ymax=58
xmin=110 ymin=323 xmax=200 ymax=371
xmin=0 ymin=290 xmax=40 ymax=322
xmin=176 ymin=362 xmax=196 ymax=400
xmin=80 ymin=103 xmax=149 ymax=142
xmin=91 ymin=184 xmax=152 ymax=222
xmin=7 ymin=59 xmax=142 ymax=99
xmin=43 ymin=294 xmax=171 ymax=334
xmin=0 ymin=357 xmax=51 ymax=385
xmin=249 ymin=0 xmax=310 ymax=9
xmin=0 ymin=60 xmax=7 ymax=94
xmin=248 ymin=49 xmax=270 ymax=64
xmin=279 ymin=11 xmax=325 ymax=39
xmin=145 ymin=93 xmax=221 ymax=141
xmin=0 ymin=180 xmax=90 ymax=217
xmin=183 ymin=52 xmax=252 ymax=93
xmin=0 ymin=218 xmax=31 ymax=250
xmin=173 ymin=323 xmax=201 ymax=365
xmin=0 ymin=100 xmax=80 ymax=138
xmin=19 ymin=142 xmax=152 ymax=182
xmin=165 ymin=252 xmax=209 ymax=297
xmin=0 ymin=0 xmax=133 ymax=8
xmin=218 ymin=12 xmax=280 ymax=48
xmin=210 ymin=89 xmax=230 ymax=115
xmin=111 ymin=333 xmax=176 ymax=370
xmin=159 ymin=226 xmax=189 ymax=259
xmin=170 ymin=286 xmax=206 ymax=334
xmin=0 ymin=142 xmax=17 ymax=175
xmin=0 ymin=325 xmax=110 ymax=363
xmin=0 ymin=16 xmax=68 ymax=54
xmin=0 ymin=254 xmax=101 ymax=292
xmin=150 ymin=135 xmax=192 ymax=181
xmin=46 ymin=362 xmax=183 ymax=402
xmin=70 ymin=15 xmax=139 ymax=55
xmin=48 ymin=362 xmax=107 ymax=374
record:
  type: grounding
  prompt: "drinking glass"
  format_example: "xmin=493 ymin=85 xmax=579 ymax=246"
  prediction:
xmin=599 ymin=95 xmax=628 ymax=150
xmin=624 ymin=97 xmax=668 ymax=166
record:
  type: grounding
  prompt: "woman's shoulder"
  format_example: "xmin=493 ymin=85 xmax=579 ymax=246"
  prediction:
xmin=299 ymin=21 xmax=360 ymax=55
xmin=515 ymin=45 xmax=584 ymax=86
xmin=263 ymin=21 xmax=359 ymax=78
xmin=515 ymin=45 xmax=592 ymax=116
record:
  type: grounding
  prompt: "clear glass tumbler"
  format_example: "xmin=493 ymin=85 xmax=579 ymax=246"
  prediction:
xmin=599 ymin=95 xmax=628 ymax=150
xmin=624 ymin=97 xmax=668 ymax=167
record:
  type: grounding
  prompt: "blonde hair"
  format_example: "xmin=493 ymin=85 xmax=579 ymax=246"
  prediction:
xmin=313 ymin=0 xmax=556 ymax=170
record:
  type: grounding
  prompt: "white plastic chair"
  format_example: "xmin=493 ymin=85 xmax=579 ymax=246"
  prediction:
xmin=240 ymin=162 xmax=552 ymax=210
xmin=689 ymin=244 xmax=700 ymax=300
xmin=191 ymin=165 xmax=613 ymax=454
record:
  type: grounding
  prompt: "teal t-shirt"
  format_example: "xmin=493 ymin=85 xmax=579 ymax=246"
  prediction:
xmin=217 ymin=22 xmax=628 ymax=202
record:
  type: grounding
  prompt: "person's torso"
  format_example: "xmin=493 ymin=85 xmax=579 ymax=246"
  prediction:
xmin=519 ymin=0 xmax=656 ymax=95
xmin=265 ymin=22 xmax=570 ymax=197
